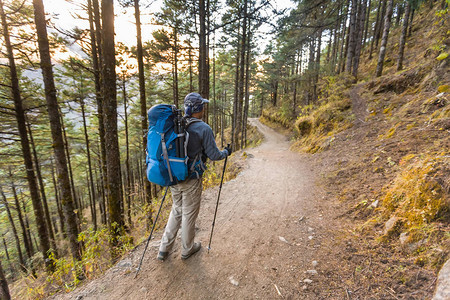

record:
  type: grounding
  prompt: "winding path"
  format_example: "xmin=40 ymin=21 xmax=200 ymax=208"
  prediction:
xmin=55 ymin=119 xmax=327 ymax=299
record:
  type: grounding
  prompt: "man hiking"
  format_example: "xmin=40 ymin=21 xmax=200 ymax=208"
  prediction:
xmin=157 ymin=92 xmax=232 ymax=261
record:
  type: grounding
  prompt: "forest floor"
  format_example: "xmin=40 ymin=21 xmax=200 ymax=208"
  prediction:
xmin=49 ymin=85 xmax=441 ymax=299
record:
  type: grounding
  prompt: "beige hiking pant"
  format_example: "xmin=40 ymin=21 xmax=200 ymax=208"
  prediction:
xmin=159 ymin=178 xmax=203 ymax=256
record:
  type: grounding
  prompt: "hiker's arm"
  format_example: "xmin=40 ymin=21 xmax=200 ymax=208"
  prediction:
xmin=202 ymin=126 xmax=228 ymax=161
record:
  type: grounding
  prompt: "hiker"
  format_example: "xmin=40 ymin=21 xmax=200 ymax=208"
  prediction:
xmin=157 ymin=92 xmax=232 ymax=261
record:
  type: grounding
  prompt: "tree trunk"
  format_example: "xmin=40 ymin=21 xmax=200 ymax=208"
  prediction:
xmin=33 ymin=0 xmax=82 ymax=262
xmin=232 ymin=22 xmax=241 ymax=151
xmin=314 ymin=29 xmax=322 ymax=101
xmin=188 ymin=42 xmax=193 ymax=92
xmin=0 ymin=187 xmax=26 ymax=273
xmin=376 ymin=0 xmax=387 ymax=48
xmin=95 ymin=157 xmax=106 ymax=225
xmin=80 ymin=97 xmax=97 ymax=230
xmin=25 ymin=120 xmax=57 ymax=253
xmin=97 ymin=145 xmax=108 ymax=224
xmin=198 ymin=0 xmax=209 ymax=100
xmin=20 ymin=196 xmax=34 ymax=255
xmin=133 ymin=0 xmax=153 ymax=214
xmin=395 ymin=3 xmax=403 ymax=27
xmin=369 ymin=0 xmax=382 ymax=59
xmin=331 ymin=10 xmax=340 ymax=72
xmin=51 ymin=160 xmax=66 ymax=238
xmin=85 ymin=168 xmax=94 ymax=223
xmin=60 ymin=111 xmax=82 ymax=230
xmin=308 ymin=37 xmax=315 ymax=102
xmin=362 ymin=0 xmax=372 ymax=47
xmin=337 ymin=7 xmax=348 ymax=73
xmin=352 ymin=0 xmax=367 ymax=79
xmin=122 ymin=77 xmax=132 ymax=228
xmin=408 ymin=8 xmax=414 ymax=37
xmin=93 ymin=0 xmax=109 ymax=227
xmin=1 ymin=0 xmax=53 ymax=271
xmin=8 ymin=169 xmax=33 ymax=260
xmin=88 ymin=0 xmax=108 ymax=226
xmin=237 ymin=0 xmax=248 ymax=150
xmin=102 ymin=0 xmax=124 ymax=251
xmin=0 ymin=259 xmax=10 ymax=300
xmin=2 ymin=238 xmax=13 ymax=277
xmin=397 ymin=1 xmax=411 ymax=71
xmin=376 ymin=0 xmax=394 ymax=77
xmin=326 ymin=28 xmax=332 ymax=63
xmin=293 ymin=51 xmax=300 ymax=116
xmin=242 ymin=17 xmax=251 ymax=149
xmin=2 ymin=239 xmax=10 ymax=262
xmin=346 ymin=0 xmax=358 ymax=73
xmin=341 ymin=4 xmax=351 ymax=73
xmin=272 ymin=81 xmax=278 ymax=106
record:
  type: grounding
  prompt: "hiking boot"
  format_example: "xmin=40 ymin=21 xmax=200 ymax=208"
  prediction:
xmin=181 ymin=242 xmax=201 ymax=260
xmin=157 ymin=251 xmax=169 ymax=261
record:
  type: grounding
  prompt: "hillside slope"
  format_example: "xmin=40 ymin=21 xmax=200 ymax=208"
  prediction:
xmin=261 ymin=4 xmax=449 ymax=299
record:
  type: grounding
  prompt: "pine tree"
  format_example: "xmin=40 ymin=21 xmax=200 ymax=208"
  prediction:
xmin=101 ymin=0 xmax=124 ymax=251
xmin=376 ymin=0 xmax=394 ymax=76
xmin=0 ymin=0 xmax=54 ymax=271
xmin=32 ymin=0 xmax=81 ymax=261
xmin=397 ymin=0 xmax=411 ymax=71
xmin=133 ymin=0 xmax=154 ymax=212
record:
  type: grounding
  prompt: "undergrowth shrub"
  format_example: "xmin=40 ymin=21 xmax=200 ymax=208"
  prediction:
xmin=260 ymin=107 xmax=293 ymax=129
xmin=292 ymin=73 xmax=354 ymax=153
xmin=20 ymin=227 xmax=135 ymax=299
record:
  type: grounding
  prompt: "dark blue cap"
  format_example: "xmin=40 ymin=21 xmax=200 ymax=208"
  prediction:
xmin=184 ymin=93 xmax=209 ymax=116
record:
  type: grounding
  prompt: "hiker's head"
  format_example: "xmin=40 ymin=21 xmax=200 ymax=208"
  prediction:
xmin=184 ymin=92 xmax=209 ymax=118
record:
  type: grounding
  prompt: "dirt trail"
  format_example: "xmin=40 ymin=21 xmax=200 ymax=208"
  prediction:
xmin=54 ymin=119 xmax=330 ymax=299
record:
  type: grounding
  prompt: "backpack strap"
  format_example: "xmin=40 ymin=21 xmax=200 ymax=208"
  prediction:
xmin=189 ymin=153 xmax=205 ymax=179
xmin=183 ymin=117 xmax=205 ymax=179
xmin=184 ymin=117 xmax=202 ymax=129
xmin=160 ymin=132 xmax=173 ymax=183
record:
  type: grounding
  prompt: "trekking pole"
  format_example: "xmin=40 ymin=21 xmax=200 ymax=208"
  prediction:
xmin=135 ymin=186 xmax=169 ymax=279
xmin=207 ymin=144 xmax=230 ymax=253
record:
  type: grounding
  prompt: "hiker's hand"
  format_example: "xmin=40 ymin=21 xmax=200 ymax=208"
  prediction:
xmin=225 ymin=145 xmax=232 ymax=156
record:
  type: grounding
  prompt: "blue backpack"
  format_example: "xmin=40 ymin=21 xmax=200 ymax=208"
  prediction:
xmin=145 ymin=104 xmax=201 ymax=186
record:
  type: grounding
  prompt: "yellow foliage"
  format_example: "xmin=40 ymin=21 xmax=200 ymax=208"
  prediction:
xmin=406 ymin=122 xmax=417 ymax=130
xmin=379 ymin=124 xmax=400 ymax=139
xmin=381 ymin=155 xmax=449 ymax=229
xmin=399 ymin=154 xmax=416 ymax=166
xmin=383 ymin=105 xmax=393 ymax=116
xmin=261 ymin=108 xmax=293 ymax=129
xmin=437 ymin=85 xmax=449 ymax=93
xmin=436 ymin=52 xmax=448 ymax=61
xmin=291 ymin=74 xmax=354 ymax=153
